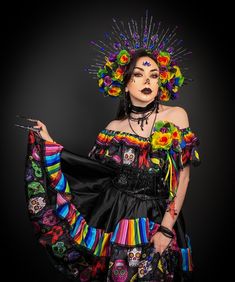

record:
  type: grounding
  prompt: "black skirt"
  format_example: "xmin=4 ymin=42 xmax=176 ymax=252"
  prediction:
xmin=24 ymin=131 xmax=194 ymax=281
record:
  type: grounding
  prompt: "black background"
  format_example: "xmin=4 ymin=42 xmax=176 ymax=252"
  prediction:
xmin=1 ymin=0 xmax=232 ymax=281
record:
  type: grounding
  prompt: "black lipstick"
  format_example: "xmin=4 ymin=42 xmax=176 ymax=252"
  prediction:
xmin=141 ymin=88 xmax=152 ymax=94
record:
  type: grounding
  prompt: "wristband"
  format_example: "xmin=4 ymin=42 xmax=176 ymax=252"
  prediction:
xmin=157 ymin=225 xmax=174 ymax=239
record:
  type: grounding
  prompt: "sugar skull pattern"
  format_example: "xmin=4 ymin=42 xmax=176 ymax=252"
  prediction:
xmin=24 ymin=130 xmax=194 ymax=281
xmin=27 ymin=181 xmax=45 ymax=197
xmin=28 ymin=196 xmax=46 ymax=214
xmin=123 ymin=148 xmax=135 ymax=165
xmin=111 ymin=259 xmax=128 ymax=282
xmin=127 ymin=247 xmax=141 ymax=267
xmin=107 ymin=244 xmax=179 ymax=282
xmin=42 ymin=209 xmax=59 ymax=226
xmin=138 ymin=254 xmax=153 ymax=278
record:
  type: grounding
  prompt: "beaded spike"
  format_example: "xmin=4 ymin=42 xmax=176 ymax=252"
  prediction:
xmin=86 ymin=10 xmax=191 ymax=101
xmin=88 ymin=10 xmax=190 ymax=79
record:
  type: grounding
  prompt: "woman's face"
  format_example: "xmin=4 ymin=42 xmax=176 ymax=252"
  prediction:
xmin=126 ymin=56 xmax=159 ymax=106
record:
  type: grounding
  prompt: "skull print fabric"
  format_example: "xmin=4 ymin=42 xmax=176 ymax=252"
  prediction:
xmin=23 ymin=124 xmax=200 ymax=281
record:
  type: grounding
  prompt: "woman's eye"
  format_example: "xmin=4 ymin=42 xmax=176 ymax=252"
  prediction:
xmin=133 ymin=73 xmax=142 ymax=77
xmin=151 ymin=74 xmax=159 ymax=78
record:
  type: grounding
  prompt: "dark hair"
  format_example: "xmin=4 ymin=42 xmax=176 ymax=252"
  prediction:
xmin=115 ymin=49 xmax=158 ymax=120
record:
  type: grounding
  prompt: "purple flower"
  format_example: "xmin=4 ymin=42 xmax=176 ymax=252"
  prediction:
xmin=172 ymin=139 xmax=179 ymax=147
xmin=109 ymin=53 xmax=117 ymax=62
xmin=104 ymin=76 xmax=112 ymax=86
xmin=160 ymin=127 xmax=167 ymax=133
xmin=166 ymin=82 xmax=173 ymax=91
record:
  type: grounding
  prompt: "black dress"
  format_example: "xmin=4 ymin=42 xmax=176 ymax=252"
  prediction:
xmin=24 ymin=120 xmax=201 ymax=281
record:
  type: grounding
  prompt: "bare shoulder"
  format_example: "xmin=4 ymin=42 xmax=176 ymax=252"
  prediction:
xmin=167 ymin=106 xmax=189 ymax=129
xmin=105 ymin=120 xmax=122 ymax=131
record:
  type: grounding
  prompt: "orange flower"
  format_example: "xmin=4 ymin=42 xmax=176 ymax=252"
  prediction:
xmin=160 ymin=71 xmax=170 ymax=82
xmin=157 ymin=51 xmax=170 ymax=67
xmin=108 ymin=86 xmax=121 ymax=96
xmin=184 ymin=132 xmax=194 ymax=142
xmin=159 ymin=89 xmax=170 ymax=101
xmin=172 ymin=129 xmax=181 ymax=140
xmin=114 ymin=68 xmax=124 ymax=80
xmin=117 ymin=50 xmax=131 ymax=66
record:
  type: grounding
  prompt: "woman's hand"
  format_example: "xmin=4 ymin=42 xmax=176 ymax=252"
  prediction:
xmin=33 ymin=120 xmax=54 ymax=142
xmin=150 ymin=231 xmax=172 ymax=255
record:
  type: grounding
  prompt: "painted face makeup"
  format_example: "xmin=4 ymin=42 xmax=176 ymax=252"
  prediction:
xmin=127 ymin=56 xmax=159 ymax=102
xmin=142 ymin=61 xmax=151 ymax=67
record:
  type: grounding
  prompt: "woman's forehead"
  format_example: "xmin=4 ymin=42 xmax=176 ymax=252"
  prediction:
xmin=135 ymin=56 xmax=159 ymax=70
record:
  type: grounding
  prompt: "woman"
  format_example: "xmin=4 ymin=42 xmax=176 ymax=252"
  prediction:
xmin=22 ymin=14 xmax=201 ymax=282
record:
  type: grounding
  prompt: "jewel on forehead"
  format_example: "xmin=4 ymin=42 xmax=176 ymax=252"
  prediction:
xmin=143 ymin=61 xmax=151 ymax=67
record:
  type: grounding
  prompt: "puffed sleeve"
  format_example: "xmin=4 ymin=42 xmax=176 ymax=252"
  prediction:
xmin=88 ymin=129 xmax=116 ymax=163
xmin=179 ymin=127 xmax=201 ymax=169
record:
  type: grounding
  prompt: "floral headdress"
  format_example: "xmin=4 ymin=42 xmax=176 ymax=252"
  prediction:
xmin=87 ymin=11 xmax=191 ymax=102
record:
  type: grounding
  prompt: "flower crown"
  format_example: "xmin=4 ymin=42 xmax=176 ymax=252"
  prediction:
xmin=88 ymin=11 xmax=191 ymax=102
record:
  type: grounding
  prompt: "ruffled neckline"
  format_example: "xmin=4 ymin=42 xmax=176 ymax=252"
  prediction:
xmin=102 ymin=120 xmax=191 ymax=142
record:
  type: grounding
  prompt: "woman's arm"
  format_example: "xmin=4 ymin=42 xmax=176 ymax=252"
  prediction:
xmin=161 ymin=165 xmax=190 ymax=230
xmin=150 ymin=106 xmax=191 ymax=253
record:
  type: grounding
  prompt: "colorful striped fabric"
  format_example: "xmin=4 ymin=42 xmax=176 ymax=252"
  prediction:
xmin=44 ymin=141 xmax=70 ymax=193
xmin=43 ymin=141 xmax=160 ymax=257
xmin=97 ymin=129 xmax=150 ymax=149
xmin=180 ymin=234 xmax=194 ymax=271
xmin=43 ymin=134 xmax=195 ymax=269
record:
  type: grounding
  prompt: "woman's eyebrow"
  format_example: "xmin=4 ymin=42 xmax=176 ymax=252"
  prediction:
xmin=134 ymin=67 xmax=159 ymax=72
xmin=134 ymin=67 xmax=144 ymax=71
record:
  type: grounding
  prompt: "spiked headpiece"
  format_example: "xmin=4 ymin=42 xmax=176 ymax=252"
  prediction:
xmin=87 ymin=11 xmax=191 ymax=102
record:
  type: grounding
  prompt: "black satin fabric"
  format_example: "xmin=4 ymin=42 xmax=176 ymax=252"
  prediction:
xmin=60 ymin=148 xmax=193 ymax=280
xmin=60 ymin=148 xmax=189 ymax=251
xmin=24 ymin=133 xmax=194 ymax=281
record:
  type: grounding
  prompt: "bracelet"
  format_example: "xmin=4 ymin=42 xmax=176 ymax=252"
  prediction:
xmin=157 ymin=225 xmax=174 ymax=239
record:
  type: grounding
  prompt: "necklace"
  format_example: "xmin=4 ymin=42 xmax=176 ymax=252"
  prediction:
xmin=130 ymin=99 xmax=156 ymax=113
xmin=129 ymin=99 xmax=158 ymax=131
xmin=128 ymin=101 xmax=159 ymax=139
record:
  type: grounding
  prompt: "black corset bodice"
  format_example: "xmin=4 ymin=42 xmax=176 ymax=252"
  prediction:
xmin=111 ymin=164 xmax=169 ymax=200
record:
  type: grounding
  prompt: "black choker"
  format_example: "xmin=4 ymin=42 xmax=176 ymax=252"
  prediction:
xmin=128 ymin=99 xmax=159 ymax=131
xmin=130 ymin=99 xmax=156 ymax=114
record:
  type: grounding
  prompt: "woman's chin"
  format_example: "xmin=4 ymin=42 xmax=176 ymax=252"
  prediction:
xmin=131 ymin=95 xmax=156 ymax=105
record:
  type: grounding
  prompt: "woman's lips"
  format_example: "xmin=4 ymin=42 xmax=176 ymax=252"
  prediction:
xmin=141 ymin=88 xmax=152 ymax=94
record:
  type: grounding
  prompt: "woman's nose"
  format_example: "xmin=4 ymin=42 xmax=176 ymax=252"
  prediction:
xmin=144 ymin=78 xmax=150 ymax=84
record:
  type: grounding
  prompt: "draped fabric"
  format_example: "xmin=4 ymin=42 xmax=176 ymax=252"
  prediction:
xmin=24 ymin=120 xmax=200 ymax=281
